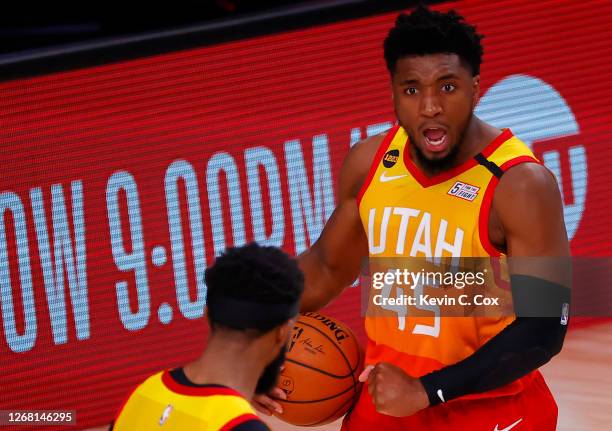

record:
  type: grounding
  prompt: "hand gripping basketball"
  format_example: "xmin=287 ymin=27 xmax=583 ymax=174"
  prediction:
xmin=252 ymin=385 xmax=287 ymax=416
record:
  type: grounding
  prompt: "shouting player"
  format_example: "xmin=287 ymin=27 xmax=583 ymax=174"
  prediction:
xmin=255 ymin=6 xmax=570 ymax=430
xmin=113 ymin=243 xmax=303 ymax=431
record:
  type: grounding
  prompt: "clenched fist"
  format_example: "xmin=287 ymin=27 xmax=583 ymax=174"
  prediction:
xmin=358 ymin=362 xmax=430 ymax=417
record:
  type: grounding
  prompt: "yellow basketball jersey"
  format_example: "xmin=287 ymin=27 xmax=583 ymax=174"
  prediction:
xmin=358 ymin=125 xmax=540 ymax=399
xmin=113 ymin=370 xmax=263 ymax=430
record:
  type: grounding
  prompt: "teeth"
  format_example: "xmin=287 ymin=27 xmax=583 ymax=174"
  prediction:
xmin=426 ymin=136 xmax=445 ymax=146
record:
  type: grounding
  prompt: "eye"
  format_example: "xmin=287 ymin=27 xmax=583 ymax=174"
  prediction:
xmin=442 ymin=83 xmax=456 ymax=93
xmin=405 ymin=87 xmax=418 ymax=95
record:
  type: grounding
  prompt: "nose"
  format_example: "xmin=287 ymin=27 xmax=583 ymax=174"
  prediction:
xmin=420 ymin=90 xmax=442 ymax=118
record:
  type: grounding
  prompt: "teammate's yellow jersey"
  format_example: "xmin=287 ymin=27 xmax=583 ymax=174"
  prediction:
xmin=113 ymin=369 xmax=267 ymax=431
xmin=358 ymin=125 xmax=540 ymax=399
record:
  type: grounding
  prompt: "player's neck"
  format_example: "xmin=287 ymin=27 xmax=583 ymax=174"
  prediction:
xmin=183 ymin=335 xmax=268 ymax=399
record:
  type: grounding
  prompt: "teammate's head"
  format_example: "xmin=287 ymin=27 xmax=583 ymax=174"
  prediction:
xmin=205 ymin=242 xmax=304 ymax=393
xmin=384 ymin=6 xmax=484 ymax=172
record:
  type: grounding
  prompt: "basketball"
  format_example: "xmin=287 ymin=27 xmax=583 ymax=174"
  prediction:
xmin=275 ymin=312 xmax=364 ymax=426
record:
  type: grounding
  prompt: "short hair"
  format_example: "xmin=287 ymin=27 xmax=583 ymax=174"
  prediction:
xmin=205 ymin=242 xmax=304 ymax=333
xmin=383 ymin=5 xmax=484 ymax=76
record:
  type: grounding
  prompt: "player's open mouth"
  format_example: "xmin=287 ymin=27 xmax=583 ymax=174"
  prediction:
xmin=423 ymin=128 xmax=448 ymax=153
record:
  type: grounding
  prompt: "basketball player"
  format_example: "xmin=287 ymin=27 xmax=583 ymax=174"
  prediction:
xmin=112 ymin=243 xmax=303 ymax=431
xmin=254 ymin=6 xmax=570 ymax=430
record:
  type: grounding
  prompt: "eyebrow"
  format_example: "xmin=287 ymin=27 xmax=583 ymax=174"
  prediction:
xmin=437 ymin=73 xmax=460 ymax=81
xmin=399 ymin=73 xmax=461 ymax=85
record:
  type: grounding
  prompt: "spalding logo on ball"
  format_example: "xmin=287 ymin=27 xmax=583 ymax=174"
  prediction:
xmin=275 ymin=313 xmax=364 ymax=426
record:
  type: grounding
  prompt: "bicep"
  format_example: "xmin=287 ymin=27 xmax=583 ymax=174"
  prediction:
xmin=308 ymin=196 xmax=368 ymax=276
xmin=298 ymin=199 xmax=366 ymax=311
xmin=303 ymin=136 xmax=374 ymax=267
xmin=297 ymin=138 xmax=374 ymax=310
xmin=494 ymin=163 xmax=570 ymax=282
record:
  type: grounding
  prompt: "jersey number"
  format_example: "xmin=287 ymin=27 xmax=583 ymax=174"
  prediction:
xmin=379 ymin=269 xmax=440 ymax=337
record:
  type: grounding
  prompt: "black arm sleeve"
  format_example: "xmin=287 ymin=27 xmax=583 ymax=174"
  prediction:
xmin=420 ymin=275 xmax=570 ymax=406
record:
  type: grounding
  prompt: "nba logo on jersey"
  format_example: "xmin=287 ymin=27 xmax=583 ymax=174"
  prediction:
xmin=447 ymin=181 xmax=480 ymax=201
xmin=561 ymin=303 xmax=570 ymax=325
xmin=159 ymin=404 xmax=173 ymax=426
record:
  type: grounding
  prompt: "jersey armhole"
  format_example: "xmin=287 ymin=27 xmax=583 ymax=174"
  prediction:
xmin=356 ymin=125 xmax=398 ymax=206
xmin=478 ymin=155 xmax=541 ymax=256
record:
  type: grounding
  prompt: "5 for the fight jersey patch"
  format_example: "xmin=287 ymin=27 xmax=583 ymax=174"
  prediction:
xmin=447 ymin=181 xmax=480 ymax=201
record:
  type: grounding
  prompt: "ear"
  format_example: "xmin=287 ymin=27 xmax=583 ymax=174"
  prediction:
xmin=276 ymin=317 xmax=296 ymax=344
xmin=472 ymin=75 xmax=481 ymax=108
xmin=389 ymin=72 xmax=398 ymax=98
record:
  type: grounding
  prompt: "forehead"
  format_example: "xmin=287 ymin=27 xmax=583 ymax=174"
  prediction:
xmin=393 ymin=53 xmax=470 ymax=81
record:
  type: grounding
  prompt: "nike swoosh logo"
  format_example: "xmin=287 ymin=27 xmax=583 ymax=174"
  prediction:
xmin=379 ymin=171 xmax=408 ymax=183
xmin=494 ymin=418 xmax=523 ymax=431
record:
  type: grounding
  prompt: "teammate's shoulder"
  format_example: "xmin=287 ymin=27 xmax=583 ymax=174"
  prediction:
xmin=139 ymin=370 xmax=165 ymax=386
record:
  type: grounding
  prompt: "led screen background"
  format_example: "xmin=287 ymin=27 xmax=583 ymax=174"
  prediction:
xmin=1 ymin=0 xmax=611 ymax=429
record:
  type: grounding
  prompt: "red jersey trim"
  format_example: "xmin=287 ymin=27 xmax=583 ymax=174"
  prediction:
xmin=403 ymin=128 xmax=513 ymax=188
xmin=356 ymin=124 xmax=399 ymax=206
xmin=478 ymin=155 xmax=541 ymax=257
xmin=161 ymin=370 xmax=243 ymax=397
xmin=219 ymin=413 xmax=261 ymax=431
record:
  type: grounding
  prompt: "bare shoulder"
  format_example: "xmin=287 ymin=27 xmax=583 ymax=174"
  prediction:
xmin=492 ymin=161 xmax=567 ymax=250
xmin=339 ymin=132 xmax=387 ymax=199
xmin=491 ymin=158 xmax=569 ymax=259
xmin=495 ymin=162 xmax=560 ymax=204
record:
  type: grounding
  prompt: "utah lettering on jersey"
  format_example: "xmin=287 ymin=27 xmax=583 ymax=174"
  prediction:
xmin=367 ymin=206 xmax=464 ymax=257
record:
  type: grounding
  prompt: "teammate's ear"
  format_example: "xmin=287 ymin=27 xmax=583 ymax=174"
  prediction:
xmin=276 ymin=317 xmax=296 ymax=344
